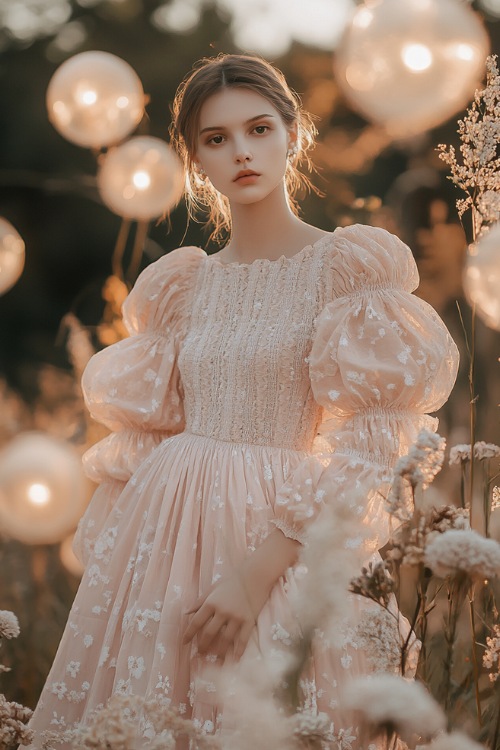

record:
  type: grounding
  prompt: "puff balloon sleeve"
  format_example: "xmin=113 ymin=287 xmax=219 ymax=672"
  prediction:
xmin=270 ymin=224 xmax=459 ymax=554
xmin=81 ymin=246 xmax=203 ymax=484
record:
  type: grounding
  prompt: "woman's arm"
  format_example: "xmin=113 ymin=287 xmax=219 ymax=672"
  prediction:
xmin=183 ymin=529 xmax=300 ymax=661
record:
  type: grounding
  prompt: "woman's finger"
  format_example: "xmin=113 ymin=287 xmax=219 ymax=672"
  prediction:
xmin=234 ymin=621 xmax=255 ymax=661
xmin=216 ymin=620 xmax=241 ymax=661
xmin=182 ymin=604 xmax=215 ymax=644
xmin=197 ymin=614 xmax=227 ymax=654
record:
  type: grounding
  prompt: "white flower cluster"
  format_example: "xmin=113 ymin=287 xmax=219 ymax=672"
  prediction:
xmin=482 ymin=623 xmax=500 ymax=683
xmin=388 ymin=430 xmax=445 ymax=520
xmin=426 ymin=731 xmax=486 ymax=750
xmin=0 ymin=694 xmax=33 ymax=748
xmin=492 ymin=486 xmax=500 ymax=512
xmin=424 ymin=529 xmax=500 ymax=580
xmin=449 ymin=442 xmax=500 ymax=465
xmin=353 ymin=608 xmax=403 ymax=675
xmin=438 ymin=54 xmax=500 ymax=236
xmin=343 ymin=674 xmax=446 ymax=744
xmin=0 ymin=610 xmax=20 ymax=640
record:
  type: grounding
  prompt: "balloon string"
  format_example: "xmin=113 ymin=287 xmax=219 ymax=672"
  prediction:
xmin=126 ymin=220 xmax=149 ymax=284
xmin=112 ymin=218 xmax=132 ymax=281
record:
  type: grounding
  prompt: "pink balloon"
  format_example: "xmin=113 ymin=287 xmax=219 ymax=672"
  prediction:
xmin=97 ymin=136 xmax=185 ymax=220
xmin=335 ymin=0 xmax=489 ymax=136
xmin=47 ymin=51 xmax=145 ymax=149
xmin=0 ymin=432 xmax=89 ymax=545
xmin=0 ymin=218 xmax=25 ymax=296
xmin=464 ymin=223 xmax=500 ymax=331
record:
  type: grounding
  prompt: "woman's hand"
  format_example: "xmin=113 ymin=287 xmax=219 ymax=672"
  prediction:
xmin=182 ymin=530 xmax=300 ymax=662
xmin=182 ymin=566 xmax=272 ymax=662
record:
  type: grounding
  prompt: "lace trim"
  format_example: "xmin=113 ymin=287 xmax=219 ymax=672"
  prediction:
xmin=270 ymin=518 xmax=307 ymax=545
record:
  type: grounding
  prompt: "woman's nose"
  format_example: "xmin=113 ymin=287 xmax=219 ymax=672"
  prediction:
xmin=234 ymin=145 xmax=252 ymax=163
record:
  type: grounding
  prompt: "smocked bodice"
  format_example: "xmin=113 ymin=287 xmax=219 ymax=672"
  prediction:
xmin=178 ymin=237 xmax=335 ymax=451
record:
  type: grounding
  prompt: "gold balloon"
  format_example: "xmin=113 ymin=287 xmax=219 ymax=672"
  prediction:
xmin=46 ymin=51 xmax=145 ymax=148
xmin=335 ymin=0 xmax=489 ymax=136
xmin=97 ymin=136 xmax=184 ymax=220
xmin=464 ymin=223 xmax=500 ymax=331
xmin=0 ymin=218 xmax=25 ymax=296
xmin=0 ymin=432 xmax=88 ymax=545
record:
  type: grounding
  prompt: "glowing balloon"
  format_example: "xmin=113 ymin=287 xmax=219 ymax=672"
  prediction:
xmin=97 ymin=136 xmax=184 ymax=220
xmin=46 ymin=51 xmax=145 ymax=148
xmin=0 ymin=432 xmax=88 ymax=545
xmin=334 ymin=0 xmax=489 ymax=136
xmin=60 ymin=533 xmax=85 ymax=577
xmin=464 ymin=223 xmax=500 ymax=331
xmin=0 ymin=218 xmax=25 ymax=296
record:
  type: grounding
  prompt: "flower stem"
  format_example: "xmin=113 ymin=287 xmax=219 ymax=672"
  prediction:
xmin=468 ymin=584 xmax=482 ymax=728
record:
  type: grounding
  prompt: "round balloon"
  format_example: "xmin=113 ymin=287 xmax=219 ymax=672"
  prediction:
xmin=46 ymin=51 xmax=145 ymax=149
xmin=464 ymin=223 xmax=500 ymax=331
xmin=334 ymin=0 xmax=489 ymax=136
xmin=0 ymin=218 xmax=25 ymax=296
xmin=97 ymin=136 xmax=184 ymax=220
xmin=0 ymin=432 xmax=89 ymax=545
xmin=60 ymin=533 xmax=85 ymax=578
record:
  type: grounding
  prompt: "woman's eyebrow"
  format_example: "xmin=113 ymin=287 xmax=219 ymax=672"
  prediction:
xmin=199 ymin=114 xmax=275 ymax=135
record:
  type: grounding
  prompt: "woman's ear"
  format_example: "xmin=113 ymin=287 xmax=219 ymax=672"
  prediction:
xmin=287 ymin=123 xmax=298 ymax=149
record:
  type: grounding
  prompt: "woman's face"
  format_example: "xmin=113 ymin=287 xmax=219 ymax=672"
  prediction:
xmin=194 ymin=87 xmax=295 ymax=206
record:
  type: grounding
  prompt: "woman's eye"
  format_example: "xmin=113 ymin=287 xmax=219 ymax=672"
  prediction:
xmin=253 ymin=125 xmax=269 ymax=134
xmin=209 ymin=135 xmax=224 ymax=145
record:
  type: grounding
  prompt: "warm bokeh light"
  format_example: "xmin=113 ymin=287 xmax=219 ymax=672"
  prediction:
xmin=97 ymin=136 xmax=184 ymax=220
xmin=464 ymin=223 xmax=500 ymax=331
xmin=401 ymin=43 xmax=433 ymax=72
xmin=27 ymin=483 xmax=51 ymax=506
xmin=0 ymin=217 xmax=25 ymax=297
xmin=335 ymin=0 xmax=489 ymax=136
xmin=46 ymin=51 xmax=145 ymax=149
xmin=0 ymin=432 xmax=89 ymax=545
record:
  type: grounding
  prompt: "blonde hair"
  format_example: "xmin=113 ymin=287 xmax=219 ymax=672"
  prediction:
xmin=169 ymin=53 xmax=318 ymax=244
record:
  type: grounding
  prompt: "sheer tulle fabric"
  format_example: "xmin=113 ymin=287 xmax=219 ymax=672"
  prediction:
xmin=28 ymin=225 xmax=459 ymax=749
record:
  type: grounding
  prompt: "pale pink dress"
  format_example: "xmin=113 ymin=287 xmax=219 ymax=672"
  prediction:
xmin=27 ymin=224 xmax=459 ymax=748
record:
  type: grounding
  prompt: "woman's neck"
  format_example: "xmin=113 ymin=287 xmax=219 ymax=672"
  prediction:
xmin=223 ymin=183 xmax=320 ymax=263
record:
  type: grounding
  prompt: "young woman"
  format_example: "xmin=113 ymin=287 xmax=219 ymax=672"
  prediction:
xmin=27 ymin=54 xmax=459 ymax=747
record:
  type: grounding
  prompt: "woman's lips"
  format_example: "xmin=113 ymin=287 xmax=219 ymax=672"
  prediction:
xmin=234 ymin=172 xmax=260 ymax=184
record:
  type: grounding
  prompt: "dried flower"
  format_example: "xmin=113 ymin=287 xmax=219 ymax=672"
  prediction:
xmin=427 ymin=731 xmax=486 ymax=750
xmin=0 ymin=611 xmax=20 ymax=640
xmin=387 ymin=430 xmax=445 ymax=521
xmin=349 ymin=561 xmax=395 ymax=608
xmin=473 ymin=441 xmax=500 ymax=460
xmin=343 ymin=674 xmax=446 ymax=744
xmin=482 ymin=623 xmax=500 ymax=683
xmin=437 ymin=54 xmax=500 ymax=238
xmin=387 ymin=505 xmax=469 ymax=570
xmin=449 ymin=444 xmax=471 ymax=466
xmin=424 ymin=529 xmax=500 ymax=580
xmin=286 ymin=711 xmax=333 ymax=745
xmin=426 ymin=505 xmax=470 ymax=535
xmin=62 ymin=313 xmax=95 ymax=379
xmin=352 ymin=608 xmax=412 ymax=676
xmin=0 ymin=694 xmax=33 ymax=747
xmin=492 ymin=486 xmax=500 ymax=512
